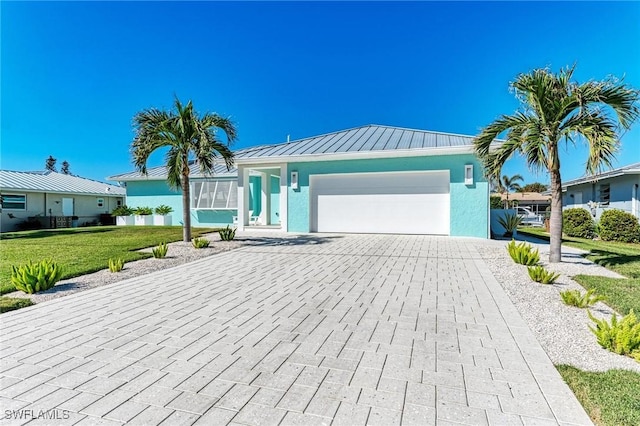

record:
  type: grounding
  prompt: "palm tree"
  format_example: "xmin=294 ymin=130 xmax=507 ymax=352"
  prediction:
xmin=131 ymin=97 xmax=237 ymax=242
xmin=501 ymin=174 xmax=523 ymax=208
xmin=475 ymin=66 xmax=639 ymax=262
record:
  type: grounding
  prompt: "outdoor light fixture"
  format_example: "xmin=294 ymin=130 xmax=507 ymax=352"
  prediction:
xmin=464 ymin=164 xmax=473 ymax=185
xmin=291 ymin=171 xmax=299 ymax=190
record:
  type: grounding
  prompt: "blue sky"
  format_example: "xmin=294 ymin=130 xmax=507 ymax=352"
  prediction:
xmin=2 ymin=1 xmax=639 ymax=187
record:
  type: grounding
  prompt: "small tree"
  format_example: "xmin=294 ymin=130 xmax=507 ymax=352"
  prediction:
xmin=501 ymin=174 xmax=523 ymax=208
xmin=519 ymin=182 xmax=548 ymax=193
xmin=45 ymin=156 xmax=57 ymax=172
xmin=61 ymin=161 xmax=71 ymax=175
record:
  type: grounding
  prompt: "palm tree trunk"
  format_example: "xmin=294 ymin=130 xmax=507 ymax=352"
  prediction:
xmin=549 ymin=166 xmax=563 ymax=263
xmin=182 ymin=175 xmax=191 ymax=242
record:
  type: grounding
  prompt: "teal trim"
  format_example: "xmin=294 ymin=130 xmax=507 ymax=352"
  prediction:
xmin=270 ymin=175 xmax=281 ymax=224
xmin=286 ymin=154 xmax=488 ymax=238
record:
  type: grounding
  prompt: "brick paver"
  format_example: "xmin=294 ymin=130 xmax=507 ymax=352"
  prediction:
xmin=0 ymin=235 xmax=592 ymax=425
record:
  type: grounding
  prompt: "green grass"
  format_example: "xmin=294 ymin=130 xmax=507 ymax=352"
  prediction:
xmin=0 ymin=226 xmax=216 ymax=295
xmin=0 ymin=297 xmax=34 ymax=313
xmin=519 ymin=227 xmax=640 ymax=315
xmin=557 ymin=365 xmax=640 ymax=426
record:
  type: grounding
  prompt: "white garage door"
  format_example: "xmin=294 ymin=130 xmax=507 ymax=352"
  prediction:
xmin=310 ymin=171 xmax=450 ymax=235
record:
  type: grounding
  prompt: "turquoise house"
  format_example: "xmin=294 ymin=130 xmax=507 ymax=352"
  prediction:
xmin=109 ymin=125 xmax=490 ymax=238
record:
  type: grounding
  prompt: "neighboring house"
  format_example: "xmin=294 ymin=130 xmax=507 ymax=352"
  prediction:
xmin=562 ymin=162 xmax=640 ymax=220
xmin=494 ymin=192 xmax=551 ymax=215
xmin=110 ymin=124 xmax=491 ymax=238
xmin=0 ymin=170 xmax=126 ymax=232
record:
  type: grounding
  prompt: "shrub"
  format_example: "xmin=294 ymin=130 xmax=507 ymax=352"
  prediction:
xmin=562 ymin=208 xmax=595 ymax=239
xmin=192 ymin=237 xmax=210 ymax=249
xmin=154 ymin=205 xmax=173 ymax=215
xmin=497 ymin=213 xmax=522 ymax=237
xmin=108 ymin=258 xmax=124 ymax=272
xmin=219 ymin=225 xmax=237 ymax=241
xmin=506 ymin=240 xmax=540 ymax=266
xmin=134 ymin=206 xmax=153 ymax=216
xmin=560 ymin=289 xmax=604 ymax=308
xmin=588 ymin=310 xmax=640 ymax=361
xmin=16 ymin=218 xmax=43 ymax=231
xmin=11 ymin=259 xmax=64 ymax=294
xmin=111 ymin=205 xmax=134 ymax=216
xmin=152 ymin=242 xmax=168 ymax=258
xmin=490 ymin=196 xmax=503 ymax=209
xmin=599 ymin=209 xmax=640 ymax=243
xmin=527 ymin=265 xmax=560 ymax=284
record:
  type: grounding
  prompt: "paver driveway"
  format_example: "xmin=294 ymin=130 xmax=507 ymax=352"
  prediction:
xmin=0 ymin=234 xmax=592 ymax=425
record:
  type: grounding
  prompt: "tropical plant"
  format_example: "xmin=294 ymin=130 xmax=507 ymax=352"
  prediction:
xmin=474 ymin=66 xmax=639 ymax=263
xmin=563 ymin=208 xmax=595 ymax=239
xmin=500 ymin=174 xmax=523 ymax=208
xmin=588 ymin=310 xmax=640 ymax=361
xmin=61 ymin=161 xmax=71 ymax=175
xmin=152 ymin=242 xmax=168 ymax=259
xmin=45 ymin=155 xmax=57 ymax=172
xmin=490 ymin=195 xmax=503 ymax=209
xmin=599 ymin=209 xmax=640 ymax=243
xmin=134 ymin=206 xmax=153 ymax=216
xmin=111 ymin=205 xmax=134 ymax=216
xmin=518 ymin=182 xmax=548 ymax=193
xmin=560 ymin=289 xmax=604 ymax=308
xmin=11 ymin=259 xmax=63 ymax=294
xmin=506 ymin=240 xmax=540 ymax=266
xmin=192 ymin=237 xmax=210 ymax=248
xmin=154 ymin=205 xmax=174 ymax=215
xmin=497 ymin=212 xmax=523 ymax=237
xmin=108 ymin=258 xmax=124 ymax=273
xmin=527 ymin=265 xmax=560 ymax=284
xmin=219 ymin=225 xmax=237 ymax=241
xmin=132 ymin=97 xmax=237 ymax=242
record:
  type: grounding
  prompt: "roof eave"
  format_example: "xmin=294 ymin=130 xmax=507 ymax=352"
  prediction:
xmin=235 ymin=145 xmax=476 ymax=165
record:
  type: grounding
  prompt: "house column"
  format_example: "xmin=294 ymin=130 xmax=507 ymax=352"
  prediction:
xmin=279 ymin=164 xmax=288 ymax=231
xmin=260 ymin=172 xmax=271 ymax=225
xmin=237 ymin=165 xmax=251 ymax=231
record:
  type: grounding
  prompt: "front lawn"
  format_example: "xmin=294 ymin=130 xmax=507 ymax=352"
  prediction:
xmin=557 ymin=366 xmax=640 ymax=426
xmin=0 ymin=226 xmax=216 ymax=295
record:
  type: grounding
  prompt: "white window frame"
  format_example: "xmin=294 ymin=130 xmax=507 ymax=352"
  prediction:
xmin=1 ymin=194 xmax=27 ymax=210
xmin=191 ymin=180 xmax=238 ymax=210
xmin=599 ymin=183 xmax=610 ymax=206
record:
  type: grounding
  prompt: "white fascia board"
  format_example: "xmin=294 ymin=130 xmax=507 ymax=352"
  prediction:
xmin=235 ymin=145 xmax=476 ymax=166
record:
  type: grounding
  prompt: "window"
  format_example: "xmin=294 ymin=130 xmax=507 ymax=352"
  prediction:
xmin=191 ymin=180 xmax=237 ymax=209
xmin=598 ymin=183 xmax=610 ymax=205
xmin=97 ymin=198 xmax=104 ymax=208
xmin=117 ymin=199 xmax=122 ymax=207
xmin=1 ymin=194 xmax=26 ymax=210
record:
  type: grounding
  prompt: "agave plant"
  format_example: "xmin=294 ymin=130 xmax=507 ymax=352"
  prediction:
xmin=497 ymin=212 xmax=523 ymax=237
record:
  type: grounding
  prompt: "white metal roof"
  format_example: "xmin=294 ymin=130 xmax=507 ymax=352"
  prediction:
xmin=235 ymin=124 xmax=477 ymax=160
xmin=0 ymin=170 xmax=126 ymax=196
xmin=562 ymin=162 xmax=640 ymax=189
xmin=109 ymin=162 xmax=237 ymax=182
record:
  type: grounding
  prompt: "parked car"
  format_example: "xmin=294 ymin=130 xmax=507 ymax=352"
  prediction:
xmin=516 ymin=207 xmax=543 ymax=226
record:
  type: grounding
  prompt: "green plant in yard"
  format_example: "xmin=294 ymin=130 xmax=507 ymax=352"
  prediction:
xmin=218 ymin=225 xmax=237 ymax=241
xmin=192 ymin=237 xmax=210 ymax=248
xmin=111 ymin=205 xmax=134 ymax=216
xmin=563 ymin=208 xmax=595 ymax=239
xmin=10 ymin=259 xmax=63 ymax=294
xmin=154 ymin=205 xmax=173 ymax=215
xmin=599 ymin=209 xmax=640 ymax=243
xmin=152 ymin=242 xmax=168 ymax=258
xmin=108 ymin=258 xmax=124 ymax=273
xmin=490 ymin=195 xmax=503 ymax=209
xmin=506 ymin=240 xmax=540 ymax=266
xmin=527 ymin=265 xmax=560 ymax=284
xmin=560 ymin=289 xmax=604 ymax=308
xmin=134 ymin=206 xmax=153 ymax=216
xmin=588 ymin=310 xmax=640 ymax=362
xmin=0 ymin=297 xmax=34 ymax=313
xmin=497 ymin=213 xmax=523 ymax=237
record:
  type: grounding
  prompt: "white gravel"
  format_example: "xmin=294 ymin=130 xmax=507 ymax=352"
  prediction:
xmin=478 ymin=237 xmax=640 ymax=373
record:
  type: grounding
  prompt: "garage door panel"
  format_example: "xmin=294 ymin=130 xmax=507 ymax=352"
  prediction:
xmin=310 ymin=171 xmax=450 ymax=235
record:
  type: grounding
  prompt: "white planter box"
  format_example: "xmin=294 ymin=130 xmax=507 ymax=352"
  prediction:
xmin=153 ymin=214 xmax=172 ymax=226
xmin=134 ymin=215 xmax=153 ymax=226
xmin=116 ymin=215 xmax=134 ymax=226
